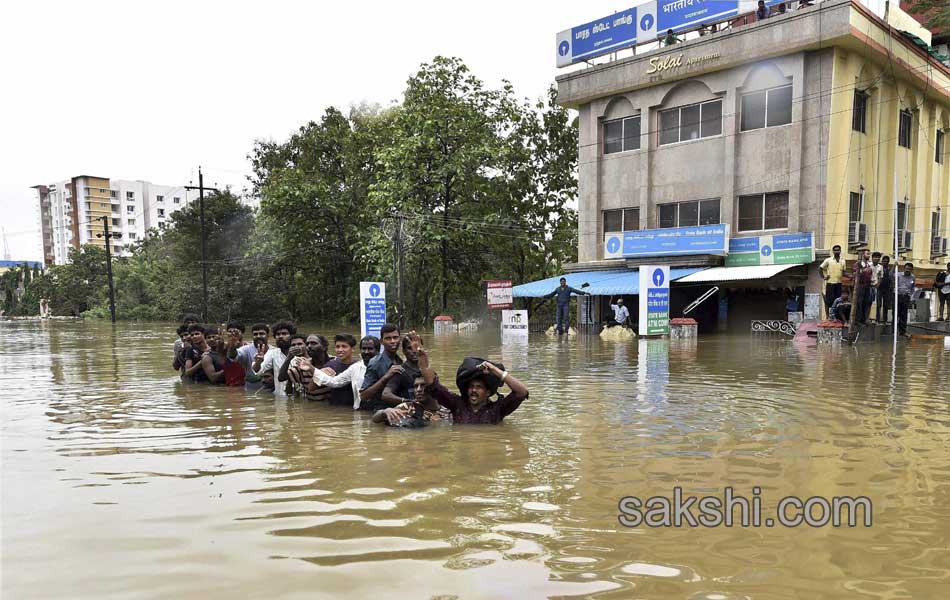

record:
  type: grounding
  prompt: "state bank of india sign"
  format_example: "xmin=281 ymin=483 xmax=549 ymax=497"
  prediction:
xmin=646 ymin=51 xmax=721 ymax=74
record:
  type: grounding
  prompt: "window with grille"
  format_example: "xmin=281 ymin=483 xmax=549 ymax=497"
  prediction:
xmin=603 ymin=208 xmax=640 ymax=232
xmin=657 ymin=199 xmax=720 ymax=228
xmin=658 ymin=99 xmax=722 ymax=145
xmin=898 ymin=110 xmax=912 ymax=148
xmin=740 ymin=85 xmax=793 ymax=131
xmin=737 ymin=192 xmax=789 ymax=231
xmin=604 ymin=116 xmax=641 ymax=154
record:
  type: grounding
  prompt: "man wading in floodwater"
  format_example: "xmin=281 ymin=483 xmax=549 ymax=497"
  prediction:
xmin=544 ymin=277 xmax=589 ymax=335
xmin=359 ymin=323 xmax=405 ymax=412
xmin=415 ymin=338 xmax=528 ymax=425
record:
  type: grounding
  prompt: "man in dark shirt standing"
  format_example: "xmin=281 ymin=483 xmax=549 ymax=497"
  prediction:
xmin=936 ymin=262 xmax=950 ymax=321
xmin=876 ymin=255 xmax=893 ymax=324
xmin=359 ymin=323 xmax=405 ymax=412
xmin=852 ymin=249 xmax=873 ymax=324
xmin=382 ymin=335 xmax=423 ymax=407
xmin=417 ymin=345 xmax=528 ymax=425
xmin=182 ymin=324 xmax=209 ymax=382
xmin=545 ymin=278 xmax=589 ymax=335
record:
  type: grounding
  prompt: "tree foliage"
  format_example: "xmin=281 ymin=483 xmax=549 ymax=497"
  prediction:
xmin=15 ymin=57 xmax=578 ymax=325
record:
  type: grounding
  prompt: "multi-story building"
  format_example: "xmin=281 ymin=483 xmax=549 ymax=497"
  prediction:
xmin=546 ymin=0 xmax=950 ymax=329
xmin=33 ymin=176 xmax=195 ymax=266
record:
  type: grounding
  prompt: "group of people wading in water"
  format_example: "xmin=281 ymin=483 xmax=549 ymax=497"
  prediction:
xmin=172 ymin=315 xmax=528 ymax=426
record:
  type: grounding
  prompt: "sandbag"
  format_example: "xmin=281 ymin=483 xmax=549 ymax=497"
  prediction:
xmin=600 ymin=326 xmax=636 ymax=340
xmin=545 ymin=325 xmax=577 ymax=336
xmin=456 ymin=356 xmax=506 ymax=396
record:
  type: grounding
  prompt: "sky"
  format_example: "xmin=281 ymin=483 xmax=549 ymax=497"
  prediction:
xmin=0 ymin=0 xmax=619 ymax=262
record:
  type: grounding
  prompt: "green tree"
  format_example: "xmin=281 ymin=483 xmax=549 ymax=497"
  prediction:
xmin=43 ymin=245 xmax=109 ymax=316
xmin=252 ymin=104 xmax=396 ymax=323
xmin=370 ymin=58 xmax=578 ymax=322
xmin=159 ymin=189 xmax=259 ymax=321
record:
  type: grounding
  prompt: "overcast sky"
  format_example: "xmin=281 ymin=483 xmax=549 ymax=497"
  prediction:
xmin=0 ymin=0 xmax=621 ymax=262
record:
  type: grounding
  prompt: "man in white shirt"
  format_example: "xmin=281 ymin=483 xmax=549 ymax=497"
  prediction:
xmin=252 ymin=321 xmax=295 ymax=393
xmin=311 ymin=335 xmax=380 ymax=408
xmin=608 ymin=297 xmax=630 ymax=327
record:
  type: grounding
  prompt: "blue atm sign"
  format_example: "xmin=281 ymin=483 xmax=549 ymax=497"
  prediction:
xmin=359 ymin=281 xmax=387 ymax=339
xmin=639 ymin=266 xmax=670 ymax=336
xmin=556 ymin=0 xmax=784 ymax=67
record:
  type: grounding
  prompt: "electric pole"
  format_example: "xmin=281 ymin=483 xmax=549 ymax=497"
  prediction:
xmin=383 ymin=212 xmax=407 ymax=330
xmin=96 ymin=215 xmax=118 ymax=323
xmin=184 ymin=167 xmax=218 ymax=322
xmin=396 ymin=214 xmax=405 ymax=330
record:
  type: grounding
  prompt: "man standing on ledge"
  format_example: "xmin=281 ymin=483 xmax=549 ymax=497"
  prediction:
xmin=819 ymin=244 xmax=847 ymax=320
xmin=545 ymin=277 xmax=589 ymax=335
xmin=896 ymin=262 xmax=917 ymax=337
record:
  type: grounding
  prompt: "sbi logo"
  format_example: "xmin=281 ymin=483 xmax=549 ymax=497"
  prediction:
xmin=761 ymin=245 xmax=773 ymax=257
xmin=369 ymin=284 xmax=381 ymax=297
xmin=558 ymin=40 xmax=570 ymax=56
xmin=652 ymin=268 xmax=665 ymax=287
xmin=606 ymin=236 xmax=621 ymax=253
xmin=640 ymin=13 xmax=654 ymax=31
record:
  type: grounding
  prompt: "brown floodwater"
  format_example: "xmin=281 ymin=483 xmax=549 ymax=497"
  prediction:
xmin=2 ymin=320 xmax=949 ymax=599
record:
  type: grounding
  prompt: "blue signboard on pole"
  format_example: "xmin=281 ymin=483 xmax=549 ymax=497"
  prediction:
xmin=639 ymin=266 xmax=671 ymax=335
xmin=556 ymin=0 xmax=785 ymax=67
xmin=359 ymin=281 xmax=387 ymax=339
xmin=604 ymin=224 xmax=730 ymax=259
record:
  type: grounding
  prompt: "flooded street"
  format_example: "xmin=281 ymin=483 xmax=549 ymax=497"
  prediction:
xmin=3 ymin=320 xmax=950 ymax=599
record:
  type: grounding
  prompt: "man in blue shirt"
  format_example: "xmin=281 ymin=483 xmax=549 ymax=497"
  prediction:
xmin=545 ymin=278 xmax=589 ymax=335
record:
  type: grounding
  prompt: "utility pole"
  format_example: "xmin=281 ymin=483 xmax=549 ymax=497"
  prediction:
xmin=384 ymin=213 xmax=407 ymax=330
xmin=184 ymin=167 xmax=218 ymax=322
xmin=396 ymin=214 xmax=405 ymax=330
xmin=96 ymin=215 xmax=118 ymax=323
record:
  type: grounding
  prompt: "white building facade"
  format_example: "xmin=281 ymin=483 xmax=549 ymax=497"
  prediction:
xmin=34 ymin=176 xmax=197 ymax=265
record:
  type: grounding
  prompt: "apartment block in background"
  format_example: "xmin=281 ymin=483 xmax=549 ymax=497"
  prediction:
xmin=32 ymin=175 xmax=196 ymax=266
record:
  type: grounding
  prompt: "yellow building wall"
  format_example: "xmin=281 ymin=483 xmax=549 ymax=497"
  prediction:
xmin=81 ymin=177 xmax=112 ymax=243
xmin=825 ymin=9 xmax=950 ymax=277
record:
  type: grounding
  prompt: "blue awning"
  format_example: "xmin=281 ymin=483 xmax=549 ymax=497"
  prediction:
xmin=511 ymin=268 xmax=703 ymax=297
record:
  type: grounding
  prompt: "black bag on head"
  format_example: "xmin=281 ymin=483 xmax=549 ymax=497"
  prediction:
xmin=456 ymin=356 xmax=506 ymax=397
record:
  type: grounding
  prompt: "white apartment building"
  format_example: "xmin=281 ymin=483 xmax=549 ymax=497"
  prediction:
xmin=33 ymin=175 xmax=197 ymax=265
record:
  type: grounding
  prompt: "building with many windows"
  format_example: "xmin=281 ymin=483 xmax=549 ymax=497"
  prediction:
xmin=33 ymin=176 xmax=195 ymax=266
xmin=552 ymin=0 xmax=949 ymax=329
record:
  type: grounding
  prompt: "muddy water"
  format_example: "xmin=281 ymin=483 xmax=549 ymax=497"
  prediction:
xmin=2 ymin=320 xmax=949 ymax=599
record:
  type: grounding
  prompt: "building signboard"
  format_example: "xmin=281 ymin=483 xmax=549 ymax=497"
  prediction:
xmin=639 ymin=265 xmax=671 ymax=336
xmin=486 ymin=280 xmax=513 ymax=309
xmin=605 ymin=224 xmax=730 ymax=259
xmin=359 ymin=281 xmax=387 ymax=339
xmin=501 ymin=309 xmax=529 ymax=337
xmin=725 ymin=232 xmax=814 ymax=266
xmin=556 ymin=0 xmax=784 ymax=67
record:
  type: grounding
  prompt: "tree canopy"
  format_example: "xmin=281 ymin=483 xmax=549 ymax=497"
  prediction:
xmin=17 ymin=57 xmax=578 ymax=326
